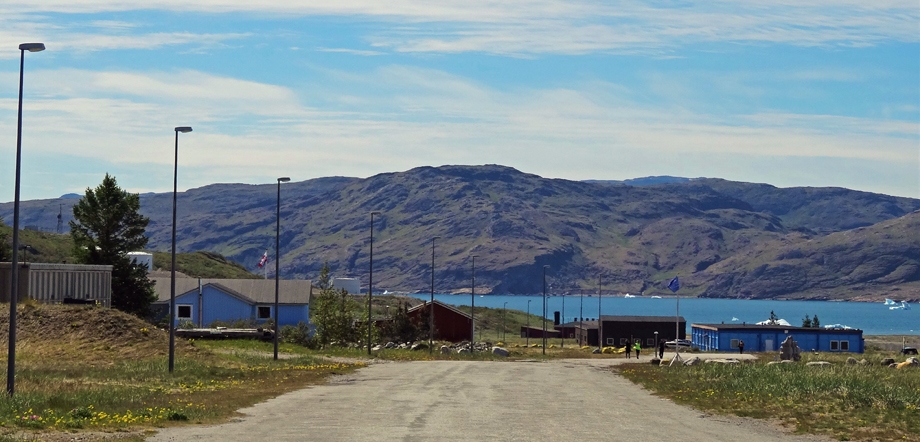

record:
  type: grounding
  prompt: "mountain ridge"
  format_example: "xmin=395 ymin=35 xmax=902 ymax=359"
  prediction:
xmin=2 ymin=165 xmax=918 ymax=301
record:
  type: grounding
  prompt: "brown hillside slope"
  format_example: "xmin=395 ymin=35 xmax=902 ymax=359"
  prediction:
xmin=698 ymin=210 xmax=920 ymax=301
xmin=0 ymin=303 xmax=189 ymax=365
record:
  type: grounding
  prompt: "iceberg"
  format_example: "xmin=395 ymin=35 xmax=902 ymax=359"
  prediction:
xmin=884 ymin=299 xmax=897 ymax=305
xmin=890 ymin=301 xmax=911 ymax=311
xmin=731 ymin=317 xmax=739 ymax=322
xmin=624 ymin=293 xmax=635 ymax=298
xmin=756 ymin=318 xmax=792 ymax=326
xmin=824 ymin=324 xmax=854 ymax=330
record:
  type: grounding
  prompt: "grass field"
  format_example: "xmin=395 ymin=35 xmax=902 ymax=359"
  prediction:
xmin=615 ymin=350 xmax=920 ymax=441
xmin=0 ymin=303 xmax=361 ymax=440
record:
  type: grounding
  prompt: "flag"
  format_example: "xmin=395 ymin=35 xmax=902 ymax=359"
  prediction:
xmin=667 ymin=276 xmax=680 ymax=293
xmin=257 ymin=250 xmax=269 ymax=268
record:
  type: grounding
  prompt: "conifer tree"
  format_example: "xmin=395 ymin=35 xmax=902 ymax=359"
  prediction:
xmin=70 ymin=174 xmax=155 ymax=317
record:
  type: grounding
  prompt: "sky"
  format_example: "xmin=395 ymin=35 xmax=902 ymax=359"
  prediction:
xmin=0 ymin=1 xmax=918 ymax=201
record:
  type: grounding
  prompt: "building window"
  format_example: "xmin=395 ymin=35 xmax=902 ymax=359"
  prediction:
xmin=830 ymin=340 xmax=839 ymax=351
xmin=176 ymin=305 xmax=192 ymax=320
xmin=619 ymin=338 xmax=629 ymax=346
xmin=730 ymin=339 xmax=739 ymax=349
xmin=607 ymin=338 xmax=615 ymax=345
xmin=840 ymin=340 xmax=849 ymax=351
xmin=257 ymin=306 xmax=272 ymax=319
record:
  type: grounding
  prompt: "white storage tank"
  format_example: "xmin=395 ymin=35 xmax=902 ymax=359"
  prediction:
xmin=128 ymin=252 xmax=154 ymax=273
xmin=332 ymin=277 xmax=361 ymax=294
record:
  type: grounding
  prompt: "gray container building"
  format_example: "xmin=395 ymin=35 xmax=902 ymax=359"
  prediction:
xmin=1 ymin=263 xmax=112 ymax=307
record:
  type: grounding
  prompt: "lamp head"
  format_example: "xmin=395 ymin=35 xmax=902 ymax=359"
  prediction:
xmin=175 ymin=126 xmax=193 ymax=133
xmin=543 ymin=265 xmax=550 ymax=269
xmin=277 ymin=177 xmax=291 ymax=183
xmin=19 ymin=43 xmax=45 ymax=52
xmin=370 ymin=211 xmax=381 ymax=215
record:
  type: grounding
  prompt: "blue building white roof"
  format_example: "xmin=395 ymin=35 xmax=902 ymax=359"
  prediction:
xmin=692 ymin=323 xmax=864 ymax=353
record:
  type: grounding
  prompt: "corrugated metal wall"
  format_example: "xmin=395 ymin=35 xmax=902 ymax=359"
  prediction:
xmin=0 ymin=263 xmax=30 ymax=302
xmin=0 ymin=263 xmax=112 ymax=306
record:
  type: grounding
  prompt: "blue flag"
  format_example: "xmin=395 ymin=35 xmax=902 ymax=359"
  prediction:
xmin=667 ymin=276 xmax=680 ymax=293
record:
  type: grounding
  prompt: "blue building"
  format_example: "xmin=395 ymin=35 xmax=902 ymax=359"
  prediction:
xmin=152 ymin=277 xmax=312 ymax=328
xmin=691 ymin=323 xmax=864 ymax=353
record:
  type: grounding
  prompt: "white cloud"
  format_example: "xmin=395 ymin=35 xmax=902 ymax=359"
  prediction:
xmin=0 ymin=65 xmax=916 ymax=201
xmin=0 ymin=12 xmax=249 ymax=59
xmin=316 ymin=47 xmax=386 ymax=56
xmin=1 ymin=1 xmax=917 ymax=56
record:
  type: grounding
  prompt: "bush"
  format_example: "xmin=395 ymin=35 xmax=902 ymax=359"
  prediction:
xmin=280 ymin=322 xmax=317 ymax=348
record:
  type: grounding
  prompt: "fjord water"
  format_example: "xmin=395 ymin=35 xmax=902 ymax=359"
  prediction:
xmin=413 ymin=294 xmax=918 ymax=335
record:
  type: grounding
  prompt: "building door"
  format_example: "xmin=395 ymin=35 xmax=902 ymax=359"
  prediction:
xmin=764 ymin=339 xmax=774 ymax=352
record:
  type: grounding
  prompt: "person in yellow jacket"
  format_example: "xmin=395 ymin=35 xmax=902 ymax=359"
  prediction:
xmin=633 ymin=340 xmax=642 ymax=359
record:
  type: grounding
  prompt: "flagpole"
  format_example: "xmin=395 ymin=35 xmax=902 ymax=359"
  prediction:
xmin=667 ymin=276 xmax=682 ymax=365
xmin=675 ymin=288 xmax=681 ymax=362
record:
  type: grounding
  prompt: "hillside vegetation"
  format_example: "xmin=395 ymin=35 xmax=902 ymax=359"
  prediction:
xmin=0 ymin=223 xmax=257 ymax=279
xmin=3 ymin=165 xmax=918 ymax=301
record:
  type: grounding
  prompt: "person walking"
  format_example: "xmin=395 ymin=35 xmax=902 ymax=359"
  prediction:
xmin=658 ymin=339 xmax=665 ymax=359
xmin=625 ymin=340 xmax=632 ymax=359
xmin=633 ymin=340 xmax=641 ymax=359
xmin=739 ymin=340 xmax=745 ymax=354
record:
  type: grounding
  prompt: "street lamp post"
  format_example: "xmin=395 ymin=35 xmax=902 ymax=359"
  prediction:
xmin=654 ymin=331 xmax=659 ymax=358
xmin=561 ymin=293 xmax=565 ymax=348
xmin=502 ymin=301 xmax=507 ymax=341
xmin=470 ymin=254 xmax=478 ymax=349
xmin=526 ymin=299 xmax=531 ymax=348
xmin=579 ymin=289 xmax=584 ymax=347
xmin=7 ymin=42 xmax=45 ymax=396
xmin=542 ymin=265 xmax=549 ymax=355
xmin=367 ymin=211 xmax=381 ymax=355
xmin=272 ymin=177 xmax=290 ymax=360
xmin=169 ymin=126 xmax=192 ymax=374
xmin=428 ymin=236 xmax=440 ymax=354
xmin=597 ymin=274 xmax=602 ymax=352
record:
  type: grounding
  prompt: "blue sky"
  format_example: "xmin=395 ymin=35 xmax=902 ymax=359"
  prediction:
xmin=1 ymin=1 xmax=918 ymax=201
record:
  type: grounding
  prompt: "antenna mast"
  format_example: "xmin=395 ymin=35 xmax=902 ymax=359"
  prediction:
xmin=56 ymin=204 xmax=63 ymax=234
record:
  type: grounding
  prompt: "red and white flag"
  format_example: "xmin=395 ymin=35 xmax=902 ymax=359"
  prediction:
xmin=257 ymin=250 xmax=269 ymax=268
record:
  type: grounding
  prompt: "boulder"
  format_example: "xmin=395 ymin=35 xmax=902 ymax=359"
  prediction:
xmin=684 ymin=357 xmax=701 ymax=366
xmin=906 ymin=357 xmax=920 ymax=365
xmin=806 ymin=361 xmax=831 ymax=367
xmin=779 ymin=336 xmax=802 ymax=361
xmin=371 ymin=344 xmax=382 ymax=351
xmin=650 ymin=358 xmax=661 ymax=365
xmin=457 ymin=348 xmax=470 ymax=354
xmin=767 ymin=361 xmax=782 ymax=366
xmin=440 ymin=345 xmax=450 ymax=354
xmin=410 ymin=342 xmax=428 ymax=351
xmin=491 ymin=347 xmax=510 ymax=357
xmin=385 ymin=341 xmax=396 ymax=349
xmin=858 ymin=359 xmax=870 ymax=366
xmin=881 ymin=358 xmax=895 ymax=365
xmin=889 ymin=363 xmax=899 ymax=369
xmin=845 ymin=357 xmax=857 ymax=365
xmin=592 ymin=348 xmax=601 ymax=354
xmin=780 ymin=360 xmax=795 ymax=364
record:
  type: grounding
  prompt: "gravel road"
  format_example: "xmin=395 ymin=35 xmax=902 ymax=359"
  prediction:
xmin=148 ymin=357 xmax=829 ymax=442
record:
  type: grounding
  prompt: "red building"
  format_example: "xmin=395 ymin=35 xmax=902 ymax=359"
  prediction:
xmin=407 ymin=300 xmax=473 ymax=342
xmin=520 ymin=326 xmax=560 ymax=338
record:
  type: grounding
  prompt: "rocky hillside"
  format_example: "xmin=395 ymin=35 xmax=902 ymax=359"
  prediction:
xmin=2 ymin=165 xmax=918 ymax=300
